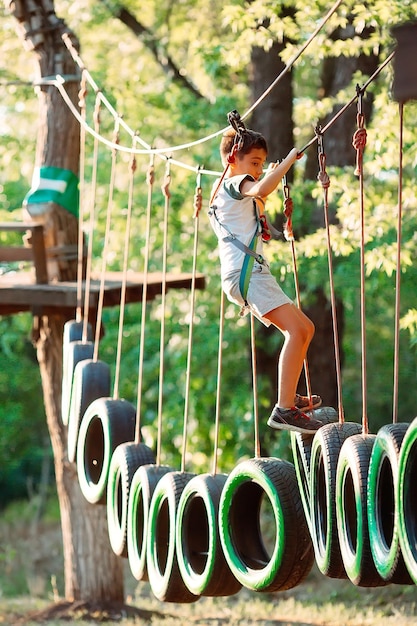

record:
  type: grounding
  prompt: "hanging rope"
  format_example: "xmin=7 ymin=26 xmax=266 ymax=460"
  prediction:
xmin=93 ymin=120 xmax=120 ymax=362
xmin=75 ymin=72 xmax=88 ymax=324
xmin=250 ymin=314 xmax=261 ymax=459
xmin=134 ymin=154 xmax=155 ymax=444
xmin=180 ymin=168 xmax=203 ymax=473
xmin=82 ymin=92 xmax=101 ymax=344
xmin=156 ymin=160 xmax=171 ymax=465
xmin=353 ymin=88 xmax=369 ymax=435
xmin=113 ymin=140 xmax=139 ymax=402
xmin=316 ymin=129 xmax=344 ymax=423
xmin=212 ymin=289 xmax=225 ymax=476
xmin=392 ymin=102 xmax=404 ymax=424
xmin=282 ymin=178 xmax=312 ymax=401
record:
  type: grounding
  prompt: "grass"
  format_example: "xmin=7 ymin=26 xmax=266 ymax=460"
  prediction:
xmin=1 ymin=567 xmax=417 ymax=625
xmin=2 ymin=499 xmax=417 ymax=625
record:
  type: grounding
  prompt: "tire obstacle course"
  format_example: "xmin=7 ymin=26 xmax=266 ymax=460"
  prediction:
xmin=2 ymin=7 xmax=417 ymax=603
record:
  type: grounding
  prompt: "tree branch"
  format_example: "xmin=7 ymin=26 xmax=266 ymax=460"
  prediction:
xmin=99 ymin=0 xmax=207 ymax=101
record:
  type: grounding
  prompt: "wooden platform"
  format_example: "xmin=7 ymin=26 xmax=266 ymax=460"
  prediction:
xmin=0 ymin=270 xmax=206 ymax=316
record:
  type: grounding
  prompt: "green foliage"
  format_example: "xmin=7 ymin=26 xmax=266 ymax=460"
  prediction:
xmin=0 ymin=315 xmax=50 ymax=508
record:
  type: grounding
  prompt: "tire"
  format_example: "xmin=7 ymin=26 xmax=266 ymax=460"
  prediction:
xmin=397 ymin=417 xmax=417 ymax=584
xmin=67 ymin=359 xmax=111 ymax=463
xmin=310 ymin=421 xmax=362 ymax=578
xmin=76 ymin=397 xmax=136 ymax=505
xmin=63 ymin=319 xmax=92 ymax=345
xmin=62 ymin=321 xmax=93 ymax=425
xmin=291 ymin=406 xmax=338 ymax=531
xmin=106 ymin=442 xmax=156 ymax=557
xmin=127 ymin=464 xmax=173 ymax=582
xmin=146 ymin=471 xmax=199 ymax=603
xmin=176 ymin=473 xmax=241 ymax=597
xmin=367 ymin=423 xmax=412 ymax=584
xmin=62 ymin=341 xmax=94 ymax=427
xmin=219 ymin=457 xmax=314 ymax=592
xmin=336 ymin=434 xmax=385 ymax=587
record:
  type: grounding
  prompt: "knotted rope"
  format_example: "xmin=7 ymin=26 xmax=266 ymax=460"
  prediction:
xmin=352 ymin=86 xmax=368 ymax=177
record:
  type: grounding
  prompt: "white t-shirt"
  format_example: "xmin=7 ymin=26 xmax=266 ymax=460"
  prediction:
xmin=209 ymin=174 xmax=264 ymax=280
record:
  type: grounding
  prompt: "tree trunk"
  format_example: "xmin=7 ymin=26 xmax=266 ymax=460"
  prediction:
xmin=250 ymin=41 xmax=294 ymax=166
xmin=7 ymin=0 xmax=124 ymax=603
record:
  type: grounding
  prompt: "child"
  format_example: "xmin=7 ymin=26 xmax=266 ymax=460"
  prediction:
xmin=208 ymin=125 xmax=323 ymax=435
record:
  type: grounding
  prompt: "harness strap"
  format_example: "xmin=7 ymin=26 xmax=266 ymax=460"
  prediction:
xmin=237 ymin=228 xmax=259 ymax=303
xmin=222 ymin=233 xmax=264 ymax=265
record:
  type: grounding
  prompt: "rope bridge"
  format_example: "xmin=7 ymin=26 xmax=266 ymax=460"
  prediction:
xmin=2 ymin=5 xmax=417 ymax=601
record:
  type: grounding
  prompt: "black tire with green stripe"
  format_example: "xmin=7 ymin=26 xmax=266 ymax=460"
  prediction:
xmin=127 ymin=464 xmax=173 ymax=582
xmin=76 ymin=397 xmax=136 ymax=505
xmin=107 ymin=442 xmax=156 ymax=557
xmin=367 ymin=423 xmax=412 ymax=584
xmin=175 ymin=473 xmax=241 ymax=597
xmin=67 ymin=359 xmax=111 ymax=463
xmin=219 ymin=457 xmax=313 ymax=592
xmin=62 ymin=318 xmax=93 ymax=427
xmin=146 ymin=470 xmax=199 ymax=603
xmin=336 ymin=434 xmax=385 ymax=587
xmin=397 ymin=418 xmax=417 ymax=584
xmin=310 ymin=421 xmax=362 ymax=578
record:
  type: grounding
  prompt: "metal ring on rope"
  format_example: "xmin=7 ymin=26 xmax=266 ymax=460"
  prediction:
xmin=367 ymin=423 xmax=412 ymax=584
xmin=219 ymin=457 xmax=314 ymax=592
xmin=76 ymin=397 xmax=136 ymax=504
xmin=335 ymin=434 xmax=385 ymax=587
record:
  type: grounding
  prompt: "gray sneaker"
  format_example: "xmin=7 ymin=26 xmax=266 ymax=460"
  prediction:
xmin=267 ymin=405 xmax=323 ymax=435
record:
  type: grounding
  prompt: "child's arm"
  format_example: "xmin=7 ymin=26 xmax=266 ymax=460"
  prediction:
xmin=241 ymin=148 xmax=300 ymax=198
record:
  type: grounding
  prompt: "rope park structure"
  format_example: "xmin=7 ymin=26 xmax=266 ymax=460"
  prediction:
xmin=2 ymin=0 xmax=417 ymax=603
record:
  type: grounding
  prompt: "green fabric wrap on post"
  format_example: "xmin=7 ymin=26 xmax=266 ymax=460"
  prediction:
xmin=24 ymin=166 xmax=79 ymax=216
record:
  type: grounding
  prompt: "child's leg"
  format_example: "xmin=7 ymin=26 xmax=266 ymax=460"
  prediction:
xmin=263 ymin=303 xmax=314 ymax=408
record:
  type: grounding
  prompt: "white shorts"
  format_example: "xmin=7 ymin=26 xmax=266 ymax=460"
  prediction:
xmin=222 ymin=263 xmax=293 ymax=327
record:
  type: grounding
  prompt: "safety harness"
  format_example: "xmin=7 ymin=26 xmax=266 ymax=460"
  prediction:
xmin=208 ymin=198 xmax=265 ymax=304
